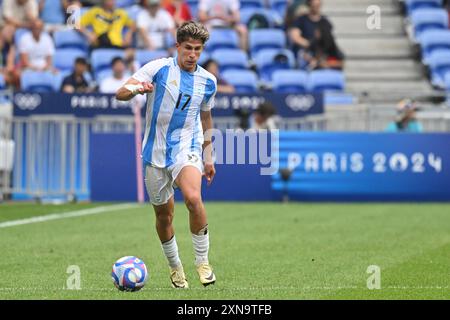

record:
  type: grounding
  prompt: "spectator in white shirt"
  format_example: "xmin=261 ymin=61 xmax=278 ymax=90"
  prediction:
xmin=198 ymin=0 xmax=248 ymax=51
xmin=100 ymin=57 xmax=128 ymax=93
xmin=18 ymin=19 xmax=55 ymax=72
xmin=137 ymin=0 xmax=176 ymax=50
xmin=0 ymin=0 xmax=39 ymax=30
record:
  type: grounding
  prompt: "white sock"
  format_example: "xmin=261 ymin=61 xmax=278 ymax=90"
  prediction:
xmin=192 ymin=225 xmax=209 ymax=266
xmin=161 ymin=235 xmax=181 ymax=268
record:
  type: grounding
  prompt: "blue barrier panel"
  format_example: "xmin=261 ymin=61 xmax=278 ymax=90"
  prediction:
xmin=89 ymin=132 xmax=274 ymax=202
xmin=273 ymin=132 xmax=450 ymax=201
xmin=13 ymin=92 xmax=323 ymax=118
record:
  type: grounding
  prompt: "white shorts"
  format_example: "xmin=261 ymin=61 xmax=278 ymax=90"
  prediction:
xmin=144 ymin=152 xmax=203 ymax=206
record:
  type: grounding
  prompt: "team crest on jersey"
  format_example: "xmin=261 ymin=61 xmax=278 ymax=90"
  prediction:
xmin=187 ymin=153 xmax=199 ymax=163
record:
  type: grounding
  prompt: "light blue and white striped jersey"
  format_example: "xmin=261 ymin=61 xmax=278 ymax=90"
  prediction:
xmin=132 ymin=57 xmax=217 ymax=168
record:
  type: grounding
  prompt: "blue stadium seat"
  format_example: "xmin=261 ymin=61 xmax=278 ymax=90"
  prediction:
xmin=249 ymin=29 xmax=286 ymax=56
xmin=445 ymin=72 xmax=450 ymax=91
xmin=221 ymin=70 xmax=258 ymax=93
xmin=125 ymin=5 xmax=141 ymax=20
xmin=165 ymin=32 xmax=176 ymax=48
xmin=272 ymin=70 xmax=308 ymax=93
xmin=187 ymin=0 xmax=199 ymax=19
xmin=0 ymin=74 xmax=5 ymax=89
xmin=406 ymin=0 xmax=443 ymax=15
xmin=21 ymin=70 xmax=59 ymax=92
xmin=419 ymin=30 xmax=450 ymax=64
xmin=240 ymin=8 xmax=283 ymax=28
xmin=428 ymin=49 xmax=450 ymax=88
xmin=54 ymin=30 xmax=89 ymax=52
xmin=211 ymin=49 xmax=249 ymax=72
xmin=268 ymin=0 xmax=288 ymax=17
xmin=254 ymin=48 xmax=295 ymax=82
xmin=240 ymin=0 xmax=264 ymax=10
xmin=411 ymin=8 xmax=449 ymax=39
xmin=204 ymin=29 xmax=240 ymax=53
xmin=198 ymin=52 xmax=210 ymax=67
xmin=40 ymin=0 xmax=65 ymax=24
xmin=308 ymin=70 xmax=345 ymax=92
xmin=116 ymin=0 xmax=136 ymax=8
xmin=14 ymin=28 xmax=29 ymax=46
xmin=136 ymin=50 xmax=169 ymax=66
xmin=95 ymin=70 xmax=113 ymax=83
xmin=91 ymin=49 xmax=125 ymax=75
xmin=53 ymin=49 xmax=88 ymax=73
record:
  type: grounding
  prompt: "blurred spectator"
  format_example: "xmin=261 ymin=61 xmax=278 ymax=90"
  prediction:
xmin=289 ymin=0 xmax=344 ymax=70
xmin=0 ymin=0 xmax=39 ymax=30
xmin=80 ymin=0 xmax=135 ymax=49
xmin=99 ymin=56 xmax=128 ymax=93
xmin=250 ymin=102 xmax=277 ymax=130
xmin=385 ymin=99 xmax=423 ymax=133
xmin=137 ymin=0 xmax=176 ymax=50
xmin=202 ymin=59 xmax=235 ymax=94
xmin=198 ymin=0 xmax=248 ymax=51
xmin=18 ymin=19 xmax=56 ymax=72
xmin=164 ymin=0 xmax=192 ymax=27
xmin=285 ymin=0 xmax=309 ymax=29
xmin=61 ymin=57 xmax=96 ymax=93
xmin=0 ymin=24 xmax=18 ymax=88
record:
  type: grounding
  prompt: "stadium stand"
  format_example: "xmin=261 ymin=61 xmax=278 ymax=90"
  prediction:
xmin=211 ymin=49 xmax=249 ymax=72
xmin=309 ymin=69 xmax=346 ymax=92
xmin=410 ymin=8 xmax=449 ymax=40
xmin=405 ymin=0 xmax=443 ymax=14
xmin=40 ymin=0 xmax=65 ymax=24
xmin=222 ymin=69 xmax=259 ymax=93
xmin=54 ymin=30 xmax=89 ymax=52
xmin=271 ymin=70 xmax=308 ymax=93
xmin=204 ymin=29 xmax=240 ymax=53
xmin=0 ymin=75 xmax=5 ymax=90
xmin=135 ymin=49 xmax=169 ymax=67
xmin=20 ymin=70 xmax=59 ymax=92
xmin=53 ymin=49 xmax=88 ymax=74
xmin=428 ymin=49 xmax=450 ymax=88
xmin=248 ymin=28 xmax=286 ymax=56
xmin=239 ymin=0 xmax=264 ymax=10
xmin=91 ymin=49 xmax=126 ymax=76
xmin=419 ymin=29 xmax=450 ymax=64
xmin=253 ymin=48 xmax=296 ymax=82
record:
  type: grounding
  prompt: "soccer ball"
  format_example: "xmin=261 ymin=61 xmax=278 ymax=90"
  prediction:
xmin=111 ymin=256 xmax=148 ymax=292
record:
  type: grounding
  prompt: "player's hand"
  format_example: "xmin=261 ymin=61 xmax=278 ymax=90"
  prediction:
xmin=204 ymin=163 xmax=215 ymax=186
xmin=138 ymin=82 xmax=154 ymax=94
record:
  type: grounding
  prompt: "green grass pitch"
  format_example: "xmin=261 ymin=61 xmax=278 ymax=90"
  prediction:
xmin=0 ymin=202 xmax=449 ymax=299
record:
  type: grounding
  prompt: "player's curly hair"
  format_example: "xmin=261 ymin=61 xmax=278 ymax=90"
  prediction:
xmin=176 ymin=21 xmax=210 ymax=45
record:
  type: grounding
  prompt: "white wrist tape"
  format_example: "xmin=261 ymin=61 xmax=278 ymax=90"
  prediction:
xmin=124 ymin=84 xmax=144 ymax=95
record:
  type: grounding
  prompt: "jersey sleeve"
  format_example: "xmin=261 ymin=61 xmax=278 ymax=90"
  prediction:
xmin=201 ymin=76 xmax=217 ymax=112
xmin=80 ymin=8 xmax=94 ymax=27
xmin=132 ymin=58 xmax=170 ymax=83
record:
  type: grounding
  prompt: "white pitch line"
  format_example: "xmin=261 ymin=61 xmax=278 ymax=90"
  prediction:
xmin=0 ymin=203 xmax=140 ymax=228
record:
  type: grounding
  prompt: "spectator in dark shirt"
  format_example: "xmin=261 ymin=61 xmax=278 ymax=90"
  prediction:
xmin=61 ymin=57 xmax=95 ymax=93
xmin=289 ymin=0 xmax=344 ymax=70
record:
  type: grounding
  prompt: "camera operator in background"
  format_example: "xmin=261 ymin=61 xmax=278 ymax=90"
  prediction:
xmin=385 ymin=99 xmax=423 ymax=133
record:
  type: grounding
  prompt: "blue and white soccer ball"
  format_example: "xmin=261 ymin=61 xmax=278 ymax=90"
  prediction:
xmin=111 ymin=256 xmax=148 ymax=292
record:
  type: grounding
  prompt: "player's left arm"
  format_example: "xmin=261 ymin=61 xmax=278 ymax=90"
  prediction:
xmin=201 ymin=110 xmax=215 ymax=186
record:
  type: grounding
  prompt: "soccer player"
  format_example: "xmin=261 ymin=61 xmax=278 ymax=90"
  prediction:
xmin=116 ymin=21 xmax=217 ymax=288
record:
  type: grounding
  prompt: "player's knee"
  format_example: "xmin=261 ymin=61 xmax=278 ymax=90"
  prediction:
xmin=184 ymin=193 xmax=202 ymax=212
xmin=155 ymin=210 xmax=173 ymax=226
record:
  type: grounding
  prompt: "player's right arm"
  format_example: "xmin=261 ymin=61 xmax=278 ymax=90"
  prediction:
xmin=116 ymin=78 xmax=154 ymax=101
xmin=116 ymin=57 xmax=169 ymax=101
